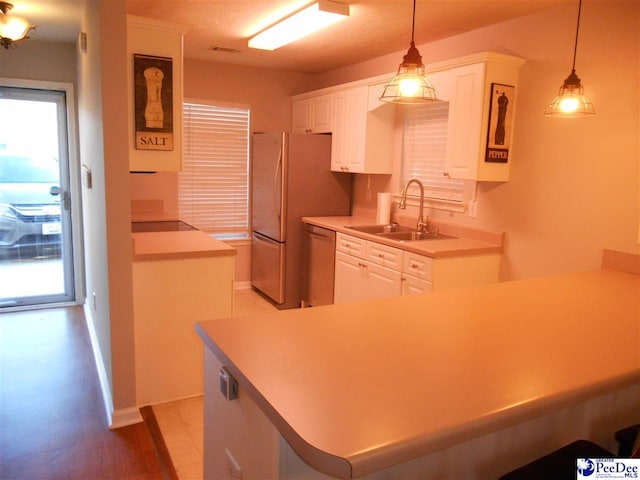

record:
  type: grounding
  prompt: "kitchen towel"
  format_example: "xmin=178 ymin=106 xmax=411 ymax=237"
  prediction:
xmin=376 ymin=192 xmax=392 ymax=224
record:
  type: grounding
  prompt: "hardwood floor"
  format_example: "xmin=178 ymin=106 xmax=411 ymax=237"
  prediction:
xmin=0 ymin=306 xmax=166 ymax=480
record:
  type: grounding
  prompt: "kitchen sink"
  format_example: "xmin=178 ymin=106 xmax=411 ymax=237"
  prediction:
xmin=377 ymin=231 xmax=456 ymax=241
xmin=345 ymin=224 xmax=413 ymax=234
xmin=345 ymin=224 xmax=456 ymax=242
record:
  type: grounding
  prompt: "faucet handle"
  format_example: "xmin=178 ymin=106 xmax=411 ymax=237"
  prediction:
xmin=416 ymin=216 xmax=430 ymax=233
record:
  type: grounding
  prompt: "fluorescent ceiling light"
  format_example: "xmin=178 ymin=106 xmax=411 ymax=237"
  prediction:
xmin=248 ymin=1 xmax=349 ymax=51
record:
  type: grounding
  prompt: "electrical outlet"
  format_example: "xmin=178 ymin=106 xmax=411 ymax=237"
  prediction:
xmin=92 ymin=292 xmax=97 ymax=310
xmin=468 ymin=200 xmax=478 ymax=218
xmin=224 ymin=448 xmax=243 ymax=479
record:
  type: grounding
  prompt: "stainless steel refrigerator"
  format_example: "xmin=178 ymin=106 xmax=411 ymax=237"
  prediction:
xmin=251 ymin=132 xmax=352 ymax=309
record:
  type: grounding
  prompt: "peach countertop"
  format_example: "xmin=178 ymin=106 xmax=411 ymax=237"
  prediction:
xmin=196 ymin=267 xmax=640 ymax=479
xmin=303 ymin=215 xmax=504 ymax=258
xmin=132 ymin=230 xmax=236 ymax=260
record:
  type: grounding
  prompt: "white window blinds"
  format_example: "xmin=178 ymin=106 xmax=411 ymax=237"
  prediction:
xmin=179 ymin=101 xmax=250 ymax=238
xmin=402 ymin=101 xmax=464 ymax=201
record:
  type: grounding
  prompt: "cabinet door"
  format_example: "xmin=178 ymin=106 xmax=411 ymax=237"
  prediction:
xmin=293 ymin=96 xmax=334 ymax=134
xmin=331 ymin=87 xmax=367 ymax=172
xmin=292 ymin=99 xmax=312 ymax=134
xmin=311 ymin=95 xmax=333 ymax=133
xmin=401 ymin=275 xmax=432 ymax=296
xmin=331 ymin=91 xmax=351 ymax=172
xmin=445 ymin=62 xmax=486 ymax=180
xmin=366 ymin=263 xmax=402 ymax=300
xmin=334 ymin=251 xmax=368 ymax=304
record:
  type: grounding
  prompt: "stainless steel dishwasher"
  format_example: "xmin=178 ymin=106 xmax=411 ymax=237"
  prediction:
xmin=302 ymin=224 xmax=336 ymax=307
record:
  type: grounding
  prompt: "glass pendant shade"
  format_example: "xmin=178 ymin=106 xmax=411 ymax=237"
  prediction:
xmin=0 ymin=13 xmax=29 ymax=39
xmin=545 ymin=69 xmax=594 ymax=117
xmin=545 ymin=0 xmax=594 ymax=118
xmin=379 ymin=42 xmax=436 ymax=104
xmin=0 ymin=2 xmax=34 ymax=48
xmin=379 ymin=0 xmax=436 ymax=105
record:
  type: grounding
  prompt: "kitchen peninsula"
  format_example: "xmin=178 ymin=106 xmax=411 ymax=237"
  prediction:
xmin=196 ymin=251 xmax=639 ymax=479
xmin=132 ymin=227 xmax=236 ymax=406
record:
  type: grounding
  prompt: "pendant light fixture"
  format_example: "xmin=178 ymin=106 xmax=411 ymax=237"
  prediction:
xmin=379 ymin=0 xmax=436 ymax=104
xmin=544 ymin=0 xmax=594 ymax=117
xmin=0 ymin=2 xmax=35 ymax=49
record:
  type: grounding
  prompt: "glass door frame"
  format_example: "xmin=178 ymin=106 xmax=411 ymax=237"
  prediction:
xmin=0 ymin=77 xmax=84 ymax=310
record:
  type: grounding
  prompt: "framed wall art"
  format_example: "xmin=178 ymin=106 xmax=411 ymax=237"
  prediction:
xmin=485 ymin=83 xmax=515 ymax=163
xmin=133 ymin=53 xmax=174 ymax=151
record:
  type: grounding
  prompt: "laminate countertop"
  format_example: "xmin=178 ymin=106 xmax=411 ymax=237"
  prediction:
xmin=303 ymin=215 xmax=504 ymax=258
xmin=196 ymin=266 xmax=640 ymax=478
xmin=132 ymin=230 xmax=236 ymax=260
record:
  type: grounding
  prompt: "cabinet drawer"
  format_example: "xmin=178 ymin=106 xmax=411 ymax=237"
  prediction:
xmin=336 ymin=232 xmax=366 ymax=258
xmin=366 ymin=241 xmax=403 ymax=269
xmin=403 ymin=252 xmax=433 ymax=281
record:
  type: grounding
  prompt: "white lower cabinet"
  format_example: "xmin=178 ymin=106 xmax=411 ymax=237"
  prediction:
xmin=335 ymin=233 xmax=427 ymax=304
xmin=334 ymin=232 xmax=500 ymax=304
xmin=334 ymin=251 xmax=402 ymax=304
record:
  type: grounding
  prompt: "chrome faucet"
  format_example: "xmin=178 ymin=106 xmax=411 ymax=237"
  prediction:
xmin=399 ymin=178 xmax=428 ymax=232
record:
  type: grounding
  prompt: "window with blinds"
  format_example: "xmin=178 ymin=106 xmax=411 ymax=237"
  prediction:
xmin=402 ymin=101 xmax=464 ymax=201
xmin=179 ymin=101 xmax=250 ymax=239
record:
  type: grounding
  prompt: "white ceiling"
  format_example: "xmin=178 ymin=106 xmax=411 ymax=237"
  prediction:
xmin=15 ymin=0 xmax=573 ymax=73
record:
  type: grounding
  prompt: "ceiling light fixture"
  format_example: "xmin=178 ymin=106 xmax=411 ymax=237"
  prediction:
xmin=248 ymin=1 xmax=349 ymax=51
xmin=379 ymin=0 xmax=436 ymax=104
xmin=544 ymin=0 xmax=594 ymax=117
xmin=0 ymin=1 xmax=35 ymax=49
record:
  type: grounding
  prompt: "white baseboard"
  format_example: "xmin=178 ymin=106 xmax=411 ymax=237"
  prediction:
xmin=83 ymin=303 xmax=115 ymax=427
xmin=84 ymin=304 xmax=142 ymax=428
xmin=234 ymin=281 xmax=252 ymax=290
xmin=110 ymin=407 xmax=143 ymax=429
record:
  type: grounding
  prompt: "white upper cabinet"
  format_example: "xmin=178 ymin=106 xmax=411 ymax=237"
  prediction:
xmin=292 ymin=94 xmax=334 ymax=134
xmin=127 ymin=16 xmax=188 ymax=172
xmin=290 ymin=52 xmax=524 ymax=180
xmin=331 ymin=84 xmax=395 ymax=174
xmin=429 ymin=53 xmax=525 ymax=182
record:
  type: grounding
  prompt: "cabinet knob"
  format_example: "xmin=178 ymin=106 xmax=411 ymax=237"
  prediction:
xmin=443 ymin=172 xmax=450 ymax=177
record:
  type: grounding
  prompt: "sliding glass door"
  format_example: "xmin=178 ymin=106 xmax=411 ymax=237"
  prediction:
xmin=0 ymin=87 xmax=75 ymax=308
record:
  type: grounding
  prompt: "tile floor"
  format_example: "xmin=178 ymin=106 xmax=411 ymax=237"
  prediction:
xmin=152 ymin=287 xmax=279 ymax=480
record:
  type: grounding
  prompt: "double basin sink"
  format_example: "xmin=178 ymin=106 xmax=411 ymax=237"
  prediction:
xmin=345 ymin=224 xmax=456 ymax=242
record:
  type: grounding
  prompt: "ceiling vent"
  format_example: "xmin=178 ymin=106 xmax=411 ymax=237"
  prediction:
xmin=209 ymin=46 xmax=240 ymax=54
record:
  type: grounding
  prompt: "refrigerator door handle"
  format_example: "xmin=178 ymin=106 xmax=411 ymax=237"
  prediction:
xmin=273 ymin=147 xmax=283 ymax=223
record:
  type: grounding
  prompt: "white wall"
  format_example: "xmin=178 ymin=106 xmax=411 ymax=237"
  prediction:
xmin=78 ymin=0 xmax=138 ymax=426
xmin=0 ymin=40 xmax=77 ymax=82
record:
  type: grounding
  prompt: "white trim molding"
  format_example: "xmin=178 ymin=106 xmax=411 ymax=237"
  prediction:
xmin=83 ymin=304 xmax=143 ymax=428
